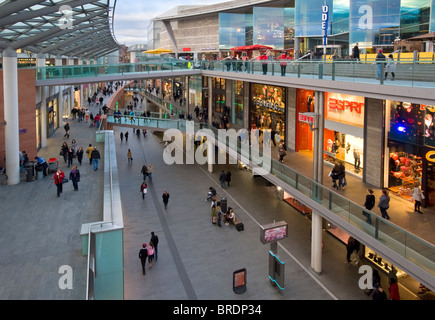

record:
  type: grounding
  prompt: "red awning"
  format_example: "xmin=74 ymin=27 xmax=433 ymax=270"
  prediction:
xmin=246 ymin=44 xmax=273 ymax=50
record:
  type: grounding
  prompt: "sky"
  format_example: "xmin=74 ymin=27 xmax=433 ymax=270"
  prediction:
xmin=113 ymin=0 xmax=230 ymax=46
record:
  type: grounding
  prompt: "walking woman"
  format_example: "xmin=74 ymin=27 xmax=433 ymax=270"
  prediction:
xmin=147 ymin=241 xmax=155 ymax=269
xmin=378 ymin=189 xmax=391 ymax=220
xmin=76 ymin=146 xmax=84 ymax=166
xmin=140 ymin=181 xmax=148 ymax=199
xmin=69 ymin=166 xmax=81 ymax=191
xmin=412 ymin=182 xmax=424 ymax=214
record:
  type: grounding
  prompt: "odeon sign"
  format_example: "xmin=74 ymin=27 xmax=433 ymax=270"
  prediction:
xmin=254 ymin=98 xmax=284 ymax=112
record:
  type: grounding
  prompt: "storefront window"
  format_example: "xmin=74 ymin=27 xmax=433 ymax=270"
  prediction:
xmin=250 ymin=84 xmax=286 ymax=143
xmin=324 ymin=92 xmax=365 ymax=174
xmin=387 ymin=100 xmax=435 ymax=206
xmin=387 ymin=141 xmax=423 ymax=201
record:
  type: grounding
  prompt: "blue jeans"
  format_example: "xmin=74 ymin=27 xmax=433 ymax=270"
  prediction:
xmin=148 ymin=172 xmax=152 ymax=181
xmin=380 ymin=207 xmax=390 ymax=220
xmin=93 ymin=159 xmax=99 ymax=171
xmin=377 ymin=64 xmax=383 ymax=80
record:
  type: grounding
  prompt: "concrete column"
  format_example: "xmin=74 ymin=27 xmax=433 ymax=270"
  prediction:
xmin=3 ymin=47 xmax=20 ymax=185
xmin=78 ymin=59 xmax=84 ymax=108
xmin=313 ymin=91 xmax=325 ymax=183
xmin=208 ymin=77 xmax=213 ymax=125
xmin=37 ymin=53 xmax=48 ymax=148
xmin=311 ymin=211 xmax=323 ymax=273
xmin=287 ymin=88 xmax=297 ymax=151
xmin=55 ymin=56 xmax=64 ymax=122
xmin=243 ymin=81 xmax=250 ymax=129
xmin=68 ymin=58 xmax=75 ymax=115
xmin=185 ymin=76 xmax=190 ymax=116
xmin=311 ymin=91 xmax=325 ymax=273
xmin=364 ymin=98 xmax=384 ymax=188
xmin=208 ymin=77 xmax=213 ymax=173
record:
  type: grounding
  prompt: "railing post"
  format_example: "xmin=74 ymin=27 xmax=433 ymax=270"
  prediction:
xmin=318 ymin=63 xmax=323 ymax=79
xmin=297 ymin=63 xmax=301 ymax=78
xmin=332 ymin=61 xmax=335 ymax=81
xmin=375 ymin=217 xmax=379 ymax=239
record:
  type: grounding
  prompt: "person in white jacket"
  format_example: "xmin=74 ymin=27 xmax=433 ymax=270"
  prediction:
xmin=412 ymin=182 xmax=424 ymax=214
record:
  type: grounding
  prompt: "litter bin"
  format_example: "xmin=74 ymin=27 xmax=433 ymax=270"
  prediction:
xmin=220 ymin=197 xmax=228 ymax=213
xmin=25 ymin=162 xmax=36 ymax=182
xmin=48 ymin=158 xmax=59 ymax=173
xmin=35 ymin=163 xmax=43 ymax=180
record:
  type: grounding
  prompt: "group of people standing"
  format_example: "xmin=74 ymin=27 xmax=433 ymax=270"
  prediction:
xmin=219 ymin=170 xmax=232 ymax=189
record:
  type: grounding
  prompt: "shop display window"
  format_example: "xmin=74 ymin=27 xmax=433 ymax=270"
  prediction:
xmin=324 ymin=130 xmax=364 ymax=173
xmin=250 ymin=84 xmax=286 ymax=144
xmin=364 ymin=248 xmax=404 ymax=278
xmin=388 ymin=146 xmax=423 ymax=201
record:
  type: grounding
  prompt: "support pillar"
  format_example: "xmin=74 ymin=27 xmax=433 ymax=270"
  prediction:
xmin=68 ymin=58 xmax=75 ymax=115
xmin=311 ymin=91 xmax=325 ymax=273
xmin=55 ymin=56 xmax=64 ymax=122
xmin=3 ymin=47 xmax=20 ymax=185
xmin=37 ymin=53 xmax=48 ymax=148
xmin=311 ymin=211 xmax=323 ymax=273
xmin=208 ymin=77 xmax=213 ymax=173
xmin=185 ymin=76 xmax=190 ymax=116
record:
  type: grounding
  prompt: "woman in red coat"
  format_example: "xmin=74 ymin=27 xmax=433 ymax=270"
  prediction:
xmin=53 ymin=169 xmax=65 ymax=197
xmin=388 ymin=277 xmax=400 ymax=300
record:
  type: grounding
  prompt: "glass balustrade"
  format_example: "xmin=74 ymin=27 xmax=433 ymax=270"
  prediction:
xmin=34 ymin=59 xmax=435 ymax=88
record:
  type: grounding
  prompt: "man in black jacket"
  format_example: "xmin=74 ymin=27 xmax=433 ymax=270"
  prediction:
xmin=150 ymin=232 xmax=159 ymax=261
xmin=138 ymin=244 xmax=148 ymax=275
xmin=90 ymin=147 xmax=101 ymax=171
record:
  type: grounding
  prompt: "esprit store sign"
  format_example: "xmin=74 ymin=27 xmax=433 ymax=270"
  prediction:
xmin=328 ymin=98 xmax=363 ymax=114
xmin=254 ymin=98 xmax=284 ymax=112
xmin=326 ymin=95 xmax=364 ymax=126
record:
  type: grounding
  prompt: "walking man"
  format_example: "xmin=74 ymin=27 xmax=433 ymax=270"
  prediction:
xmin=219 ymin=170 xmax=227 ymax=189
xmin=150 ymin=232 xmax=159 ymax=261
xmin=162 ymin=191 xmax=170 ymax=210
xmin=91 ymin=147 xmax=101 ymax=171
xmin=139 ymin=243 xmax=148 ymax=275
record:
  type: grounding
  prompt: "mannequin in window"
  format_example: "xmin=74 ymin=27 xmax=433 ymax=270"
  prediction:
xmin=307 ymin=95 xmax=314 ymax=112
xmin=353 ymin=148 xmax=361 ymax=171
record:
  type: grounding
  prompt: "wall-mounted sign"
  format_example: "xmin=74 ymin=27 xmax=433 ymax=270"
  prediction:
xmin=182 ymin=48 xmax=191 ymax=52
xmin=322 ymin=5 xmax=329 ymax=45
xmin=254 ymin=98 xmax=284 ymax=112
xmin=298 ymin=112 xmax=318 ymax=125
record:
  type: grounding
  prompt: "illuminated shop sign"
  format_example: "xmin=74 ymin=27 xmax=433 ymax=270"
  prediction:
xmin=326 ymin=93 xmax=365 ymax=127
xmin=328 ymin=98 xmax=363 ymax=114
xmin=254 ymin=98 xmax=284 ymax=112
xmin=298 ymin=112 xmax=317 ymax=125
xmin=322 ymin=5 xmax=329 ymax=45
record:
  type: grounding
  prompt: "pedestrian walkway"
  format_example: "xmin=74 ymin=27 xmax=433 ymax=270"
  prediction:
xmin=116 ymin=127 xmax=418 ymax=300
xmin=0 ymin=88 xmax=429 ymax=300
xmin=0 ymin=91 xmax=109 ymax=299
